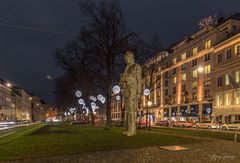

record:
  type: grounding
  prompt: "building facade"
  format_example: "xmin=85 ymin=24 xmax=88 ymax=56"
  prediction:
xmin=142 ymin=17 xmax=240 ymax=124
xmin=13 ymin=87 xmax=32 ymax=121
xmin=0 ymin=79 xmax=14 ymax=121
xmin=31 ymin=95 xmax=47 ymax=122
xmin=111 ymin=16 xmax=240 ymax=125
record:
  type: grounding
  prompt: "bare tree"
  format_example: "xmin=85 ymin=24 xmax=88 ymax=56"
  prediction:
xmin=54 ymin=0 xmax=153 ymax=129
xmin=79 ymin=0 xmax=138 ymax=129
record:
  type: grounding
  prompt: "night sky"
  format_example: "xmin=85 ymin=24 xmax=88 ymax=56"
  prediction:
xmin=0 ymin=0 xmax=240 ymax=106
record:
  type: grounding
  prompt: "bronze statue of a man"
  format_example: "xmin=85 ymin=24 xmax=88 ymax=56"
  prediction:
xmin=120 ymin=51 xmax=142 ymax=136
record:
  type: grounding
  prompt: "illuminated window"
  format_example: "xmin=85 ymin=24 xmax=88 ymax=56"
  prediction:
xmin=182 ymin=74 xmax=186 ymax=81
xmin=191 ymin=81 xmax=197 ymax=90
xmin=192 ymin=47 xmax=198 ymax=55
xmin=236 ymin=71 xmax=240 ymax=83
xmin=204 ymin=65 xmax=211 ymax=74
xmin=205 ymin=40 xmax=211 ymax=49
xmin=181 ymin=53 xmax=186 ymax=60
xmin=235 ymin=44 xmax=240 ymax=55
xmin=172 ymin=77 xmax=177 ymax=84
xmin=192 ymin=70 xmax=198 ymax=78
xmin=215 ymin=95 xmax=221 ymax=106
xmin=173 ymin=58 xmax=177 ymax=64
xmin=224 ymin=92 xmax=230 ymax=105
xmin=225 ymin=74 xmax=230 ymax=85
xmin=235 ymin=90 xmax=240 ymax=104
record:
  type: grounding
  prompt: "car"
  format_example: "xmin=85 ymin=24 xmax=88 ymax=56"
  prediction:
xmin=156 ymin=120 xmax=170 ymax=127
xmin=195 ymin=121 xmax=219 ymax=129
xmin=221 ymin=121 xmax=240 ymax=130
xmin=171 ymin=121 xmax=193 ymax=128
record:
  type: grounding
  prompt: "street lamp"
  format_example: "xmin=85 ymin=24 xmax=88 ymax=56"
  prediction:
xmin=198 ymin=66 xmax=204 ymax=73
xmin=113 ymin=85 xmax=121 ymax=94
xmin=116 ymin=95 xmax=121 ymax=101
xmin=147 ymin=101 xmax=152 ymax=106
xmin=147 ymin=100 xmax=152 ymax=130
xmin=6 ymin=82 xmax=12 ymax=88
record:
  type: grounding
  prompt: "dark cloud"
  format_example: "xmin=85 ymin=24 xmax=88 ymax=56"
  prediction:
xmin=0 ymin=0 xmax=240 ymax=105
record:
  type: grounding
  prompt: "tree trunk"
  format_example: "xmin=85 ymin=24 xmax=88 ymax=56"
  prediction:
xmin=105 ymin=85 xmax=112 ymax=129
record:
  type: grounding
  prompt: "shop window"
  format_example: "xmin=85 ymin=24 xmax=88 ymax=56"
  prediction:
xmin=235 ymin=90 xmax=240 ymax=105
xmin=235 ymin=71 xmax=240 ymax=83
xmin=225 ymin=74 xmax=230 ymax=85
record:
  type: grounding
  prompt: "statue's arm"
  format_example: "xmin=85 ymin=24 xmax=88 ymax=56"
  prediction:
xmin=136 ymin=64 xmax=142 ymax=98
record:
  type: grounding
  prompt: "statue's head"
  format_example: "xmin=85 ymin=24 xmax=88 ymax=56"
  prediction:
xmin=124 ymin=51 xmax=135 ymax=65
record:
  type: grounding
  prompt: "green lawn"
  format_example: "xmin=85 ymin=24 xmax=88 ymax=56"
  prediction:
xmin=0 ymin=124 xmax=197 ymax=161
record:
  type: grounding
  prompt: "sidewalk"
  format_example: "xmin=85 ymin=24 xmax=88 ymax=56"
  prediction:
xmin=6 ymin=139 xmax=240 ymax=163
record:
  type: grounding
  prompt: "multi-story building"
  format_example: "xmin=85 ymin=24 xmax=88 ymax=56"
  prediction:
xmin=111 ymin=93 xmax=123 ymax=124
xmin=111 ymin=15 xmax=240 ymax=124
xmin=142 ymin=16 xmax=240 ymax=124
xmin=0 ymin=79 xmax=14 ymax=121
xmin=12 ymin=87 xmax=32 ymax=121
xmin=30 ymin=94 xmax=47 ymax=121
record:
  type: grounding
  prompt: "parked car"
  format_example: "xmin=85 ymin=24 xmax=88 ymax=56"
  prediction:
xmin=221 ymin=121 xmax=240 ymax=130
xmin=137 ymin=120 xmax=150 ymax=126
xmin=156 ymin=120 xmax=170 ymax=127
xmin=171 ymin=121 xmax=193 ymax=128
xmin=195 ymin=121 xmax=219 ymax=129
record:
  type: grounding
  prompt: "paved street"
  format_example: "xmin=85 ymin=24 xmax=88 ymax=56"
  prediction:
xmin=7 ymin=138 xmax=239 ymax=163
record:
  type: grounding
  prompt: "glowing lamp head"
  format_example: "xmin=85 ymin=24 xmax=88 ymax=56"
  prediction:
xmin=144 ymin=89 xmax=150 ymax=96
xmin=6 ymin=83 xmax=12 ymax=88
xmin=147 ymin=101 xmax=152 ymax=106
xmin=198 ymin=67 xmax=203 ymax=73
xmin=112 ymin=85 xmax=121 ymax=94
xmin=116 ymin=95 xmax=121 ymax=101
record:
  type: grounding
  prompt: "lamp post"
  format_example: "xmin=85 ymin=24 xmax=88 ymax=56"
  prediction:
xmin=147 ymin=100 xmax=152 ymax=130
xmin=143 ymin=88 xmax=151 ymax=130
